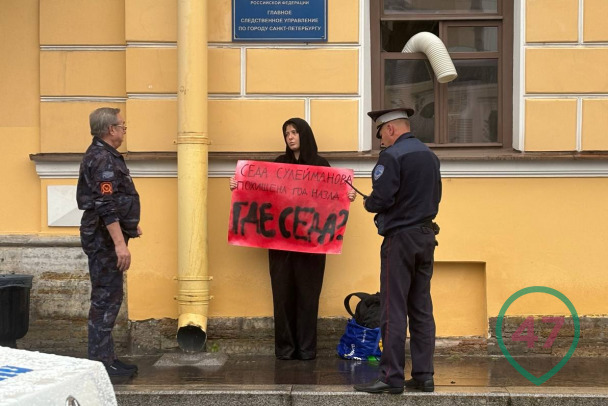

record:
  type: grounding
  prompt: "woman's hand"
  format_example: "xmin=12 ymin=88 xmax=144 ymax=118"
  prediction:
xmin=229 ymin=176 xmax=237 ymax=191
xmin=348 ymin=189 xmax=356 ymax=202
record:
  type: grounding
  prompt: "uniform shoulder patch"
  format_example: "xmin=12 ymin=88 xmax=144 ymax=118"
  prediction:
xmin=373 ymin=165 xmax=385 ymax=181
xmin=100 ymin=182 xmax=113 ymax=195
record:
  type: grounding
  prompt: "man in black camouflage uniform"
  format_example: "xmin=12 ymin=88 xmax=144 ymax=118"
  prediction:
xmin=77 ymin=107 xmax=142 ymax=378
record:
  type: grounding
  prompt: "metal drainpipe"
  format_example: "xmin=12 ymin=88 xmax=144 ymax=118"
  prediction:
xmin=176 ymin=0 xmax=211 ymax=352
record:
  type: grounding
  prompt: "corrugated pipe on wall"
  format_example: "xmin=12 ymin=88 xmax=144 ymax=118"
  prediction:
xmin=402 ymin=32 xmax=458 ymax=83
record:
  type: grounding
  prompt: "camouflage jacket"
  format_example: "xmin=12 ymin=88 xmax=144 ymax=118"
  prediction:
xmin=77 ymin=137 xmax=140 ymax=237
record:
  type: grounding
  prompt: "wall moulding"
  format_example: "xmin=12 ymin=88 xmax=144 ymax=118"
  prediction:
xmin=30 ymin=152 xmax=608 ymax=179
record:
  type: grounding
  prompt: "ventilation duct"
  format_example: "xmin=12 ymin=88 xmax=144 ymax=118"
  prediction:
xmin=402 ymin=32 xmax=458 ymax=83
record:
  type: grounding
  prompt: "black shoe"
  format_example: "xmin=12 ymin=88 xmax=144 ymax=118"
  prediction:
xmin=354 ymin=379 xmax=404 ymax=394
xmin=404 ymin=378 xmax=434 ymax=392
xmin=105 ymin=361 xmax=135 ymax=377
xmin=115 ymin=359 xmax=138 ymax=372
xmin=298 ymin=352 xmax=316 ymax=361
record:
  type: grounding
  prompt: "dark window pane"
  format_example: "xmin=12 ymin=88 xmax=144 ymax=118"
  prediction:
xmin=381 ymin=21 xmax=439 ymax=52
xmin=384 ymin=0 xmax=498 ymax=14
xmin=447 ymin=26 xmax=498 ymax=52
xmin=447 ymin=59 xmax=498 ymax=143
xmin=384 ymin=60 xmax=435 ymax=143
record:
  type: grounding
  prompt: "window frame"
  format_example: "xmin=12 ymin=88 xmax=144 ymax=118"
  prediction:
xmin=370 ymin=0 xmax=513 ymax=150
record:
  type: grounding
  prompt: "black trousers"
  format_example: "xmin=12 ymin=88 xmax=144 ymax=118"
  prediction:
xmin=268 ymin=249 xmax=326 ymax=360
xmin=378 ymin=226 xmax=436 ymax=387
xmin=81 ymin=227 xmax=127 ymax=366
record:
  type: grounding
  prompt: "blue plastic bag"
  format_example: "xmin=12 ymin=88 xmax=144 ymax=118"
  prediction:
xmin=336 ymin=318 xmax=382 ymax=360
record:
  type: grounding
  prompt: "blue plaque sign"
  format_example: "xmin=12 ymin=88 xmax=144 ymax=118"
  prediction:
xmin=233 ymin=0 xmax=327 ymax=42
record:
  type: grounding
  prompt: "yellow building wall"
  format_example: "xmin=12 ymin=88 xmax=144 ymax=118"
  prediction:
xmin=126 ymin=99 xmax=177 ymax=152
xmin=0 ymin=0 xmax=40 ymax=233
xmin=524 ymin=0 xmax=608 ymax=152
xmin=246 ymin=49 xmax=359 ymax=94
xmin=583 ymin=0 xmax=608 ymax=42
xmin=40 ymin=51 xmax=126 ymax=97
xmin=310 ymin=100 xmax=359 ymax=152
xmin=122 ymin=0 xmax=361 ymax=154
xmin=40 ymin=102 xmax=127 ymax=153
xmin=40 ymin=0 xmax=125 ymax=45
xmin=3 ymin=0 xmax=608 ymax=341
xmin=526 ymin=0 xmax=578 ymax=43
xmin=127 ymin=178 xmax=180 ymax=319
xmin=582 ymin=99 xmax=608 ymax=151
xmin=126 ymin=48 xmax=176 ymax=94
xmin=125 ymin=0 xmax=177 ymax=43
xmin=29 ymin=0 xmax=366 ymax=320
xmin=35 ymin=0 xmax=362 ymax=156
xmin=524 ymin=99 xmax=577 ymax=151
xmin=438 ymin=177 xmax=608 ymax=318
xmin=526 ymin=48 xmax=608 ymax=94
xmin=120 ymin=176 xmax=608 ymax=337
xmin=0 ymin=128 xmax=41 ymax=233
xmin=32 ymin=174 xmax=608 ymax=337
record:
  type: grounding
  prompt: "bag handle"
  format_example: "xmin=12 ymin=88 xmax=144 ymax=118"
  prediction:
xmin=343 ymin=292 xmax=371 ymax=318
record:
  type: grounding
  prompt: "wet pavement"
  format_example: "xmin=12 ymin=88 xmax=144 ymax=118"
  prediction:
xmin=111 ymin=354 xmax=608 ymax=405
xmin=112 ymin=354 xmax=608 ymax=387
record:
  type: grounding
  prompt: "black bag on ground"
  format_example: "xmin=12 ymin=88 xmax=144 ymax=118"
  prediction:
xmin=344 ymin=292 xmax=381 ymax=329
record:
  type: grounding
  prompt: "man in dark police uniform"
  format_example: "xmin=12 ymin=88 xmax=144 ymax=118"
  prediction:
xmin=77 ymin=107 xmax=142 ymax=378
xmin=354 ymin=107 xmax=442 ymax=394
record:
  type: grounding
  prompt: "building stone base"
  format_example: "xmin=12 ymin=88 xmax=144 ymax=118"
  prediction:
xmin=0 ymin=235 xmax=128 ymax=356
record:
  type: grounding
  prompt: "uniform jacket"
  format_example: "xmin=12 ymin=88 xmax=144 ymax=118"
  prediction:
xmin=77 ymin=136 xmax=140 ymax=238
xmin=364 ymin=133 xmax=441 ymax=236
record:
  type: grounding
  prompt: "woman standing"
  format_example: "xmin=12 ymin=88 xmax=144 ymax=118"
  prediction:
xmin=231 ymin=118 xmax=355 ymax=360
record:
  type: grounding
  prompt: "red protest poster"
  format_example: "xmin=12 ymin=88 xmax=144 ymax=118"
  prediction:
xmin=228 ymin=160 xmax=354 ymax=254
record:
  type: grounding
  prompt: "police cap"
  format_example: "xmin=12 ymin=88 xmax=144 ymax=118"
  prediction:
xmin=367 ymin=107 xmax=415 ymax=139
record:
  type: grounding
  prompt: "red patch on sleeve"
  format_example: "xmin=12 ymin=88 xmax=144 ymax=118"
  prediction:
xmin=100 ymin=182 xmax=113 ymax=195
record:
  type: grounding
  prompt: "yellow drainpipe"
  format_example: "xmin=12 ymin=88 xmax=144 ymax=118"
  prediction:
xmin=176 ymin=0 xmax=211 ymax=352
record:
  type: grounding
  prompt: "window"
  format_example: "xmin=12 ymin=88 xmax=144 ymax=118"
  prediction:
xmin=371 ymin=0 xmax=513 ymax=149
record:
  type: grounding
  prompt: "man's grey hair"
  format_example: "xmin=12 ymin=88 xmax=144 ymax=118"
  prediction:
xmin=89 ymin=107 xmax=120 ymax=137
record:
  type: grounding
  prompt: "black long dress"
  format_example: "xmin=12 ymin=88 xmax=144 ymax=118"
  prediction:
xmin=269 ymin=117 xmax=329 ymax=360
